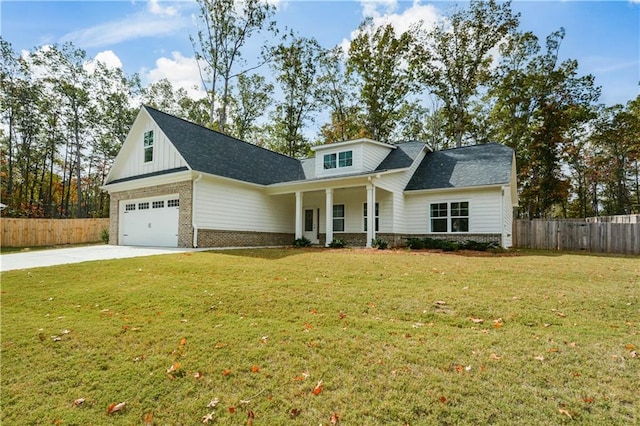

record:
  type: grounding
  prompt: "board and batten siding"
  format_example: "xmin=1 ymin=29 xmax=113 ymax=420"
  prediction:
xmin=108 ymin=110 xmax=188 ymax=182
xmin=194 ymin=176 xmax=294 ymax=233
xmin=404 ymin=187 xmax=504 ymax=234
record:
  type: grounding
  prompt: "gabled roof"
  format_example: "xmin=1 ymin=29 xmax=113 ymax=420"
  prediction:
xmin=145 ymin=106 xmax=305 ymax=185
xmin=405 ymin=143 xmax=513 ymax=191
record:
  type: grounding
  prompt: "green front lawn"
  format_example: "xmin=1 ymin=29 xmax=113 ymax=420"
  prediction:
xmin=1 ymin=248 xmax=638 ymax=425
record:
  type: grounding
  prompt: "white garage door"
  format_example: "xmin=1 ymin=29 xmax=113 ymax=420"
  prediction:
xmin=120 ymin=195 xmax=180 ymax=247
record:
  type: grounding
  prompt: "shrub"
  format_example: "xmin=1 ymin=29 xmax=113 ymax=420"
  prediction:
xmin=293 ymin=237 xmax=312 ymax=247
xmin=100 ymin=228 xmax=109 ymax=244
xmin=371 ymin=238 xmax=388 ymax=250
xmin=406 ymin=238 xmax=424 ymax=250
xmin=328 ymin=238 xmax=346 ymax=248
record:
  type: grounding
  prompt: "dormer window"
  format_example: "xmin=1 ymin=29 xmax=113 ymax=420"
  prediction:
xmin=338 ymin=151 xmax=352 ymax=167
xmin=323 ymin=153 xmax=336 ymax=169
xmin=144 ymin=130 xmax=154 ymax=162
xmin=323 ymin=150 xmax=352 ymax=170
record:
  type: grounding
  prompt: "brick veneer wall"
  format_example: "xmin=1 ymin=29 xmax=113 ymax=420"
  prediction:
xmin=318 ymin=233 xmax=502 ymax=248
xmin=108 ymin=180 xmax=193 ymax=247
xmin=197 ymin=229 xmax=294 ymax=247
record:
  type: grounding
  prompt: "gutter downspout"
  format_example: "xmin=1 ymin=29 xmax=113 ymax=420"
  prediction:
xmin=192 ymin=173 xmax=203 ymax=248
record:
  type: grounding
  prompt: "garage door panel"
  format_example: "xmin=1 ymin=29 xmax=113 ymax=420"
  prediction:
xmin=120 ymin=195 xmax=179 ymax=247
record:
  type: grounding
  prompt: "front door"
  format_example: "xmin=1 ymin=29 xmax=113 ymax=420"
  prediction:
xmin=303 ymin=208 xmax=319 ymax=244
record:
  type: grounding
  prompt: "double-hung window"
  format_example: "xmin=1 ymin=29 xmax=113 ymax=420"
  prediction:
xmin=338 ymin=151 xmax=352 ymax=167
xmin=363 ymin=202 xmax=379 ymax=232
xmin=333 ymin=204 xmax=345 ymax=232
xmin=144 ymin=130 xmax=154 ymax=162
xmin=323 ymin=150 xmax=353 ymax=170
xmin=430 ymin=201 xmax=469 ymax=232
xmin=323 ymin=153 xmax=337 ymax=169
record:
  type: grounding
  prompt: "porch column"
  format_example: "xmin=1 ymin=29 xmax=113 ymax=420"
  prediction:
xmin=295 ymin=191 xmax=303 ymax=240
xmin=366 ymin=182 xmax=376 ymax=248
xmin=325 ymin=188 xmax=334 ymax=246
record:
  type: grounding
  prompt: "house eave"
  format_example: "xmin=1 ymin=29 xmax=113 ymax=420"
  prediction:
xmin=404 ymin=182 xmax=509 ymax=195
xmin=310 ymin=138 xmax=397 ymax=152
xmin=265 ymin=168 xmax=408 ymax=195
xmin=101 ymin=169 xmax=193 ymax=192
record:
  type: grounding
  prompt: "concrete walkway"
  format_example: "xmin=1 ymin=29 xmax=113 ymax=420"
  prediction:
xmin=0 ymin=245 xmax=200 ymax=272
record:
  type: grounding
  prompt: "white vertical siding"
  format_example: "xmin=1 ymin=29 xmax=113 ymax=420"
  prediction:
xmin=108 ymin=109 xmax=188 ymax=182
xmin=195 ymin=176 xmax=294 ymax=232
xmin=502 ymin=186 xmax=513 ymax=247
xmin=404 ymin=187 xmax=504 ymax=234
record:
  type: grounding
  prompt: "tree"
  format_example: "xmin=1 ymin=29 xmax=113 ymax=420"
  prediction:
xmin=228 ymin=73 xmax=273 ymax=141
xmin=316 ymin=46 xmax=364 ymax=143
xmin=414 ymin=0 xmax=519 ymax=147
xmin=191 ymin=0 xmax=276 ymax=132
xmin=348 ymin=19 xmax=417 ymax=142
xmin=267 ymin=34 xmax=321 ymax=157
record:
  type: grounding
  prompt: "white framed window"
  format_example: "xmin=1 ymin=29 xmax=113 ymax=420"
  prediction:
xmin=323 ymin=153 xmax=336 ymax=169
xmin=333 ymin=204 xmax=345 ymax=232
xmin=430 ymin=201 xmax=469 ymax=232
xmin=125 ymin=203 xmax=136 ymax=211
xmin=167 ymin=199 xmax=179 ymax=207
xmin=338 ymin=151 xmax=353 ymax=167
xmin=363 ymin=202 xmax=379 ymax=232
xmin=138 ymin=202 xmax=150 ymax=210
xmin=323 ymin=150 xmax=353 ymax=170
xmin=152 ymin=201 xmax=164 ymax=209
xmin=144 ymin=130 xmax=154 ymax=162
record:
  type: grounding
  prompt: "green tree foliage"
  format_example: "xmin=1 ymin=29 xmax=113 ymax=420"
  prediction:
xmin=267 ymin=34 xmax=322 ymax=158
xmin=191 ymin=0 xmax=276 ymax=132
xmin=414 ymin=0 xmax=519 ymax=147
xmin=229 ymin=73 xmax=273 ymax=142
xmin=348 ymin=19 xmax=417 ymax=142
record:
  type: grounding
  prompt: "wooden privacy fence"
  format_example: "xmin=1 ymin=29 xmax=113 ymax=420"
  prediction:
xmin=513 ymin=219 xmax=640 ymax=255
xmin=0 ymin=218 xmax=110 ymax=247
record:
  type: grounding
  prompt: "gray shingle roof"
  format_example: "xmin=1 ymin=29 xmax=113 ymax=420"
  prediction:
xmin=145 ymin=106 xmax=305 ymax=185
xmin=405 ymin=143 xmax=513 ymax=191
xmin=375 ymin=141 xmax=426 ymax=171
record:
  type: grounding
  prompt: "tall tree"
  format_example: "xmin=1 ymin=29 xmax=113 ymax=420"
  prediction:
xmin=414 ymin=0 xmax=519 ymax=147
xmin=268 ymin=34 xmax=321 ymax=157
xmin=348 ymin=19 xmax=417 ymax=141
xmin=228 ymin=73 xmax=273 ymax=141
xmin=316 ymin=46 xmax=364 ymax=143
xmin=191 ymin=0 xmax=276 ymax=132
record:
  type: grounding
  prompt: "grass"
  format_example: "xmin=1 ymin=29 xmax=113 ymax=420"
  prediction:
xmin=1 ymin=248 xmax=638 ymax=425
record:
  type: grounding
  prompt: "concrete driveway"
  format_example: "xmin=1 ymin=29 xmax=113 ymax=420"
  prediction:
xmin=0 ymin=245 xmax=201 ymax=272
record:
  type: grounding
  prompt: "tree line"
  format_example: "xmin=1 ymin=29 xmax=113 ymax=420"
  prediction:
xmin=1 ymin=0 xmax=638 ymax=219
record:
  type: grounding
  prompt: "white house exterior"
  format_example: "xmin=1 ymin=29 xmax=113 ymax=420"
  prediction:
xmin=102 ymin=106 xmax=517 ymax=249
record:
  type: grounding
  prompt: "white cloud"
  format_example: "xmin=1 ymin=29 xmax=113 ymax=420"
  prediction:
xmin=148 ymin=0 xmax=179 ymax=16
xmin=60 ymin=2 xmax=188 ymax=48
xmin=94 ymin=50 xmax=123 ymax=69
xmin=340 ymin=0 xmax=442 ymax=53
xmin=144 ymin=51 xmax=206 ymax=99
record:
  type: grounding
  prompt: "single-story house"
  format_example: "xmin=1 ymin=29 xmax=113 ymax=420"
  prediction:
xmin=102 ymin=106 xmax=517 ymax=249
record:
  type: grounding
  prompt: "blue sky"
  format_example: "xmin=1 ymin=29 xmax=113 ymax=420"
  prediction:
xmin=1 ymin=0 xmax=638 ymax=106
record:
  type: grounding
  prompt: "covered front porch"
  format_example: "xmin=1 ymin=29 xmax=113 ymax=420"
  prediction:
xmin=267 ymin=176 xmax=395 ymax=248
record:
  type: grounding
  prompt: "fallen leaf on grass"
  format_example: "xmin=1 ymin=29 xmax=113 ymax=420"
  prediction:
xmin=330 ymin=412 xmax=340 ymax=424
xmin=339 ymin=312 xmax=347 ymax=320
xmin=106 ymin=402 xmax=126 ymax=415
xmin=180 ymin=337 xmax=187 ymax=346
xmin=439 ymin=396 xmax=447 ymax=404
xmin=583 ymin=397 xmax=594 ymax=404
xmin=489 ymin=353 xmax=501 ymax=361
xmin=194 ymin=371 xmax=204 ymax=379
xmin=312 ymin=380 xmax=323 ymax=395
xmin=73 ymin=397 xmax=86 ymax=406
xmin=470 ymin=318 xmax=484 ymax=324
xmin=558 ymin=408 xmax=573 ymax=419
xmin=202 ymin=412 xmax=214 ymax=423
xmin=290 ymin=408 xmax=301 ymax=418
xmin=624 ymin=344 xmax=635 ymax=350
xmin=251 ymin=365 xmax=261 ymax=373
xmin=144 ymin=412 xmax=153 ymax=425
xmin=247 ymin=410 xmax=255 ymax=425
xmin=207 ymin=398 xmax=219 ymax=408
xmin=534 ymin=355 xmax=545 ymax=362
xmin=222 ymin=369 xmax=231 ymax=376
xmin=434 ymin=300 xmax=446 ymax=305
